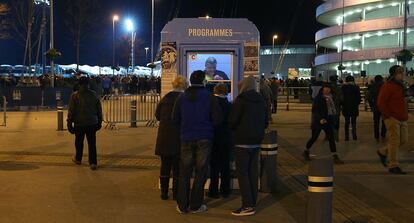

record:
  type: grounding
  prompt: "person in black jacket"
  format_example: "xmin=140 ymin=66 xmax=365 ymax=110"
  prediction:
xmin=67 ymin=76 xmax=103 ymax=171
xmin=229 ymin=76 xmax=268 ymax=217
xmin=207 ymin=84 xmax=233 ymax=199
xmin=155 ymin=76 xmax=188 ymax=200
xmin=341 ymin=76 xmax=361 ymax=141
xmin=367 ymin=75 xmax=386 ymax=141
xmin=304 ymin=83 xmax=344 ymax=164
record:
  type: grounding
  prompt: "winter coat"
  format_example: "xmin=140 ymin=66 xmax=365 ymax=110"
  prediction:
xmin=377 ymin=80 xmax=408 ymax=121
xmin=311 ymin=91 xmax=336 ymax=130
xmin=155 ymin=91 xmax=182 ymax=156
xmin=341 ymin=84 xmax=361 ymax=117
xmin=229 ymin=90 xmax=268 ymax=145
xmin=172 ymin=86 xmax=223 ymax=142
xmin=367 ymin=81 xmax=383 ymax=112
xmin=213 ymin=96 xmax=233 ymax=148
xmin=270 ymin=81 xmax=280 ymax=100
xmin=67 ymin=86 xmax=102 ymax=127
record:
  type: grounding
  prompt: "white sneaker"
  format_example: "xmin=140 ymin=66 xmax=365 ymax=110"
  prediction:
xmin=176 ymin=205 xmax=187 ymax=214
xmin=191 ymin=204 xmax=208 ymax=214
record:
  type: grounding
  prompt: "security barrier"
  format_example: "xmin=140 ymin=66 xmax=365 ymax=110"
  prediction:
xmin=1 ymin=96 xmax=6 ymax=126
xmin=101 ymin=94 xmax=160 ymax=129
xmin=2 ymin=87 xmax=72 ymax=108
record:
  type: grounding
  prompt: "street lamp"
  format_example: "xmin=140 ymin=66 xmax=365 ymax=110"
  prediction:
xmin=145 ymin=47 xmax=150 ymax=63
xmin=151 ymin=0 xmax=155 ymax=64
xmin=271 ymin=34 xmax=278 ymax=75
xmin=125 ymin=19 xmax=136 ymax=75
xmin=112 ymin=15 xmax=119 ymax=76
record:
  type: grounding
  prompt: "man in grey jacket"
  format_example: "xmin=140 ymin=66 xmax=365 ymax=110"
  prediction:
xmin=67 ymin=76 xmax=103 ymax=170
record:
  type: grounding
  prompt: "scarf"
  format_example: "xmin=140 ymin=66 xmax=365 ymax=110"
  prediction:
xmin=324 ymin=94 xmax=337 ymax=116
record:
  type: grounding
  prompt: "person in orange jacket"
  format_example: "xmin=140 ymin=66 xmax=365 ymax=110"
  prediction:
xmin=377 ymin=65 xmax=409 ymax=174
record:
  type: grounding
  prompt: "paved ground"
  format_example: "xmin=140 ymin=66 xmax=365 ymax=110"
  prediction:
xmin=0 ymin=110 xmax=414 ymax=223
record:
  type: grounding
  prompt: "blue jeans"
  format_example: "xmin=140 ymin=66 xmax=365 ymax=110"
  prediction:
xmin=177 ymin=140 xmax=212 ymax=211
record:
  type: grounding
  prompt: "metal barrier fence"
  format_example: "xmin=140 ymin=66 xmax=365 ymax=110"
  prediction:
xmin=1 ymin=96 xmax=6 ymax=126
xmin=101 ymin=94 xmax=160 ymax=129
xmin=1 ymin=87 xmax=73 ymax=108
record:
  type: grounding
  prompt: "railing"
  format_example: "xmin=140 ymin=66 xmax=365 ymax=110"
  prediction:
xmin=1 ymin=96 xmax=6 ymax=126
xmin=1 ymin=87 xmax=73 ymax=108
xmin=101 ymin=94 xmax=160 ymax=129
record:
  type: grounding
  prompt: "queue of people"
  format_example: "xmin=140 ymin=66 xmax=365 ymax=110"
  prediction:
xmin=154 ymin=71 xmax=267 ymax=216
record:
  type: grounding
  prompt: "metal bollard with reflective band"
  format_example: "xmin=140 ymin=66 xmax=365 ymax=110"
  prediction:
xmin=56 ymin=91 xmax=64 ymax=131
xmin=260 ymin=130 xmax=278 ymax=193
xmin=57 ymin=103 xmax=64 ymax=131
xmin=307 ymin=159 xmax=333 ymax=223
xmin=130 ymin=100 xmax=137 ymax=128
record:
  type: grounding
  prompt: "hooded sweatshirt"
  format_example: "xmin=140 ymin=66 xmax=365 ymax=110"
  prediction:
xmin=230 ymin=76 xmax=268 ymax=146
xmin=172 ymin=86 xmax=222 ymax=142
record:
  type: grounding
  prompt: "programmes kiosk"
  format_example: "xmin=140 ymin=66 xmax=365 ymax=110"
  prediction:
xmin=160 ymin=18 xmax=260 ymax=99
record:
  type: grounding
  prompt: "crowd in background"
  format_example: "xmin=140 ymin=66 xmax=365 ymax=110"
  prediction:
xmin=0 ymin=74 xmax=162 ymax=96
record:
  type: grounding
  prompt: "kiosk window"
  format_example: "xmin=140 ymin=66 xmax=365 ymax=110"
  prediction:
xmin=187 ymin=53 xmax=232 ymax=95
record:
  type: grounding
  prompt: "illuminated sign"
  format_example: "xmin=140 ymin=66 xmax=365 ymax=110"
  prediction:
xmin=188 ymin=29 xmax=233 ymax=37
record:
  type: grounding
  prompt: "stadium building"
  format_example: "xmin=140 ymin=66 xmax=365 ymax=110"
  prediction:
xmin=315 ymin=0 xmax=414 ymax=77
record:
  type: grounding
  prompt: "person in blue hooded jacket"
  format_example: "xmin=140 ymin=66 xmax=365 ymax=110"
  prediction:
xmin=172 ymin=70 xmax=222 ymax=214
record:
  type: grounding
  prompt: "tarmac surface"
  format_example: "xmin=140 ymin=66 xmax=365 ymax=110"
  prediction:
xmin=0 ymin=110 xmax=414 ymax=223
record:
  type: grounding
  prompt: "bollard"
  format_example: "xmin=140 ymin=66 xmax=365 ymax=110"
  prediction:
xmin=260 ymin=130 xmax=278 ymax=193
xmin=130 ymin=100 xmax=137 ymax=128
xmin=56 ymin=91 xmax=64 ymax=131
xmin=13 ymin=90 xmax=21 ymax=111
xmin=57 ymin=101 xmax=64 ymax=131
xmin=307 ymin=158 xmax=334 ymax=223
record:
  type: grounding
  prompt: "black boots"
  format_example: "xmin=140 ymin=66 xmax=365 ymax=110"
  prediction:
xmin=160 ymin=176 xmax=169 ymax=200
xmin=160 ymin=177 xmax=178 ymax=200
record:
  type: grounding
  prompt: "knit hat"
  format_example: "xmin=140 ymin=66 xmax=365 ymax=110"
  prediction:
xmin=214 ymin=84 xmax=228 ymax=96
xmin=190 ymin=70 xmax=205 ymax=85
xmin=239 ymin=76 xmax=257 ymax=93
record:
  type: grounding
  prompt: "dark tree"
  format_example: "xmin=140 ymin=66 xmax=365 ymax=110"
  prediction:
xmin=59 ymin=0 xmax=101 ymax=71
xmin=9 ymin=0 xmax=42 ymax=77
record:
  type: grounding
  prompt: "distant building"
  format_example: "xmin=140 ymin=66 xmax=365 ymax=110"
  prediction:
xmin=260 ymin=45 xmax=315 ymax=79
xmin=315 ymin=0 xmax=414 ymax=77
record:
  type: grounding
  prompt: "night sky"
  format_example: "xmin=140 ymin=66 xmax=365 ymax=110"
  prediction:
xmin=0 ymin=0 xmax=323 ymax=66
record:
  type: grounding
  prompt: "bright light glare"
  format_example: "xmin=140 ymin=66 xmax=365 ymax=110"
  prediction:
xmin=125 ymin=19 xmax=134 ymax=32
xmin=273 ymin=35 xmax=278 ymax=39
xmin=113 ymin=15 xmax=119 ymax=21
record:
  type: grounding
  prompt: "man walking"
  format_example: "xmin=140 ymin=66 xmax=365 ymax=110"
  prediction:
xmin=377 ymin=65 xmax=409 ymax=174
xmin=173 ymin=70 xmax=222 ymax=214
xmin=367 ymin=75 xmax=386 ymax=141
xmin=270 ymin=77 xmax=280 ymax=114
xmin=67 ymin=76 xmax=103 ymax=171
